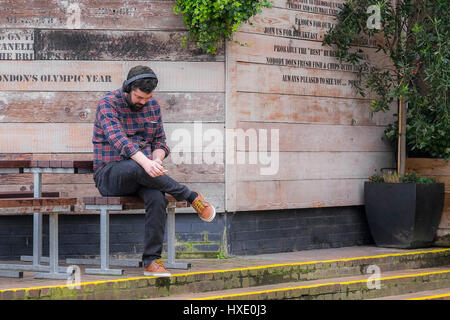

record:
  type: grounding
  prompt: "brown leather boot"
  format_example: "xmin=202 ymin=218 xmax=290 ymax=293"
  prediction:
xmin=143 ymin=259 xmax=171 ymax=277
xmin=191 ymin=191 xmax=216 ymax=222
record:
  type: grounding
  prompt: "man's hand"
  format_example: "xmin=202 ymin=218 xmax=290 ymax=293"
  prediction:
xmin=152 ymin=149 xmax=166 ymax=165
xmin=143 ymin=159 xmax=165 ymax=177
xmin=131 ymin=151 xmax=166 ymax=178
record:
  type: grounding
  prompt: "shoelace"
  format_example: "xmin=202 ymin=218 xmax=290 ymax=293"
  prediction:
xmin=192 ymin=198 xmax=207 ymax=213
xmin=155 ymin=259 xmax=166 ymax=268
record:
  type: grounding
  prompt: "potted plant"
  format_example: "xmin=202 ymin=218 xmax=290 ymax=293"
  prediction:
xmin=322 ymin=0 xmax=448 ymax=247
xmin=365 ymin=170 xmax=444 ymax=248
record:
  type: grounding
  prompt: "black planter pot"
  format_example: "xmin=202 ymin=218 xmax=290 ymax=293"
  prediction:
xmin=364 ymin=182 xmax=445 ymax=249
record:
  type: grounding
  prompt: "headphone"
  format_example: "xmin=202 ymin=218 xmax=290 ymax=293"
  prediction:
xmin=122 ymin=73 xmax=158 ymax=93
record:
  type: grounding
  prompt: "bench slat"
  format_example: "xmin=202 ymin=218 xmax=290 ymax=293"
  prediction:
xmin=0 ymin=159 xmax=93 ymax=169
xmin=0 ymin=197 xmax=77 ymax=207
xmin=0 ymin=192 xmax=60 ymax=198
xmin=48 ymin=160 xmax=62 ymax=168
xmin=61 ymin=160 xmax=75 ymax=168
xmin=0 ymin=206 xmax=74 ymax=215
xmin=73 ymin=161 xmax=93 ymax=169
xmin=82 ymin=196 xmax=189 ymax=209
xmin=0 ymin=160 xmax=32 ymax=168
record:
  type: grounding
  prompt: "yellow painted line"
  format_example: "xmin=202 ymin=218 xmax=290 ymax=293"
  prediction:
xmin=407 ymin=293 xmax=450 ymax=300
xmin=0 ymin=275 xmax=158 ymax=294
xmin=1 ymin=248 xmax=449 ymax=295
xmin=168 ymin=248 xmax=450 ymax=277
xmin=193 ymin=269 xmax=450 ymax=300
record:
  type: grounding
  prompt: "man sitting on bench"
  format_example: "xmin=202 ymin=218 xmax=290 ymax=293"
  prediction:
xmin=92 ymin=65 xmax=216 ymax=277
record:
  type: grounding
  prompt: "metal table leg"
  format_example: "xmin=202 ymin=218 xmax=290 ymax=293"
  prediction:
xmin=0 ymin=263 xmax=69 ymax=273
xmin=20 ymin=255 xmax=49 ymax=263
xmin=1 ymin=211 xmax=70 ymax=275
xmin=32 ymin=212 xmax=43 ymax=267
xmin=34 ymin=213 xmax=72 ymax=279
xmin=66 ymin=258 xmax=142 ymax=268
xmin=0 ymin=270 xmax=23 ymax=278
xmin=165 ymin=206 xmax=191 ymax=270
xmin=85 ymin=208 xmax=123 ymax=275
xmin=33 ymin=172 xmax=44 ymax=267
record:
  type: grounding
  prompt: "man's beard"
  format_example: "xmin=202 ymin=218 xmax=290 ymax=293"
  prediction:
xmin=130 ymin=103 xmax=144 ymax=112
xmin=125 ymin=93 xmax=144 ymax=112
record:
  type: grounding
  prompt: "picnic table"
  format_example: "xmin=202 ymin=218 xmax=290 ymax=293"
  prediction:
xmin=0 ymin=160 xmax=92 ymax=279
xmin=0 ymin=159 xmax=190 ymax=278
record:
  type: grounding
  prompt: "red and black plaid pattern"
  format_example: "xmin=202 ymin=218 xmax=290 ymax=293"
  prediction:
xmin=92 ymin=89 xmax=170 ymax=172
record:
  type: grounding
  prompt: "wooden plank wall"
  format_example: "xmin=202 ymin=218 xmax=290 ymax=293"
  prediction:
xmin=406 ymin=158 xmax=450 ymax=242
xmin=1 ymin=0 xmax=398 ymax=214
xmin=225 ymin=0 xmax=396 ymax=211
xmin=0 ymin=0 xmax=225 ymax=212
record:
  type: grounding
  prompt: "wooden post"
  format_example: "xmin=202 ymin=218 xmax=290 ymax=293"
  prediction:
xmin=396 ymin=0 xmax=407 ymax=175
xmin=398 ymin=98 xmax=407 ymax=174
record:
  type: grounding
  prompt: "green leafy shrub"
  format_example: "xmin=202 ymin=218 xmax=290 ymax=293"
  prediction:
xmin=369 ymin=170 xmax=437 ymax=184
xmin=173 ymin=0 xmax=273 ymax=54
xmin=322 ymin=0 xmax=449 ymax=161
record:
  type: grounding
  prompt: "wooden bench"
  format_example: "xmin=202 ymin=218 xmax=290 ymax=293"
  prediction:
xmin=0 ymin=197 xmax=77 ymax=279
xmin=65 ymin=195 xmax=191 ymax=275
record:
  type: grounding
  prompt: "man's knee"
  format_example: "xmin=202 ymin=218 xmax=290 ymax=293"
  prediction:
xmin=154 ymin=191 xmax=168 ymax=207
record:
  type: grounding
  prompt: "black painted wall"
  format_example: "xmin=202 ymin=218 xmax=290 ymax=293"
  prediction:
xmin=227 ymin=206 xmax=374 ymax=255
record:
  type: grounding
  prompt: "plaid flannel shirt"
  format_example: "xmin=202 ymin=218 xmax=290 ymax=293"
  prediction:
xmin=92 ymin=89 xmax=170 ymax=172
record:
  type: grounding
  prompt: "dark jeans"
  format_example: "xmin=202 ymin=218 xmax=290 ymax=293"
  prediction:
xmin=93 ymin=159 xmax=192 ymax=267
